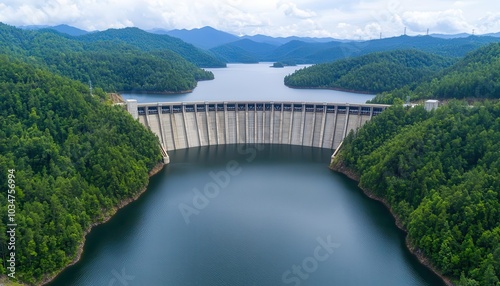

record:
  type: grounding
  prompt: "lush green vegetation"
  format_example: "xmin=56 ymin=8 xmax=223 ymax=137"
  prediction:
xmin=210 ymin=39 xmax=277 ymax=63
xmin=209 ymin=44 xmax=259 ymax=63
xmin=0 ymin=23 xmax=214 ymax=93
xmin=210 ymin=33 xmax=500 ymax=64
xmin=0 ymin=56 xmax=163 ymax=283
xmin=298 ymin=35 xmax=500 ymax=63
xmin=331 ymin=102 xmax=500 ymax=285
xmin=370 ymin=43 xmax=500 ymax=104
xmin=77 ymin=27 xmax=226 ymax=68
xmin=284 ymin=50 xmax=454 ymax=93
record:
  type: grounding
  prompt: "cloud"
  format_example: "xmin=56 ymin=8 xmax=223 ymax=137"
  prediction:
xmin=476 ymin=13 xmax=500 ymax=34
xmin=0 ymin=0 xmax=499 ymax=38
xmin=0 ymin=1 xmax=80 ymax=26
xmin=279 ymin=2 xmax=316 ymax=19
xmin=402 ymin=9 xmax=471 ymax=33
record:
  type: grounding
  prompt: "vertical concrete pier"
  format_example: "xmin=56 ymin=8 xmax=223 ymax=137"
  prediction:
xmin=127 ymin=101 xmax=390 ymax=163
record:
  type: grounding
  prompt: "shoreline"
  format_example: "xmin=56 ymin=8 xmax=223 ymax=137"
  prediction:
xmin=118 ymin=89 xmax=193 ymax=95
xmin=38 ymin=161 xmax=165 ymax=286
xmin=330 ymin=160 xmax=455 ymax=286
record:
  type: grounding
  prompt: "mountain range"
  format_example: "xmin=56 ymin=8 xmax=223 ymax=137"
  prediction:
xmin=17 ymin=24 xmax=500 ymax=65
xmin=19 ymin=24 xmax=91 ymax=36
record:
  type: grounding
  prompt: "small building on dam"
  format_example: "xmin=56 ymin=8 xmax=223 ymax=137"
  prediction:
xmin=126 ymin=100 xmax=390 ymax=153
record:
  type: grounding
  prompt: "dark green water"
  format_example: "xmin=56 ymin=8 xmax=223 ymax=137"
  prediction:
xmin=49 ymin=145 xmax=445 ymax=286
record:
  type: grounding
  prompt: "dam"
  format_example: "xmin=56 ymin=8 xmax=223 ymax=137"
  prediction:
xmin=126 ymin=100 xmax=389 ymax=155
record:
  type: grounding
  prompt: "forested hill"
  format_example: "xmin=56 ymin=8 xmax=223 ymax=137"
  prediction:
xmin=210 ymin=33 xmax=500 ymax=64
xmin=284 ymin=50 xmax=454 ymax=93
xmin=370 ymin=43 xmax=500 ymax=104
xmin=331 ymin=102 xmax=500 ymax=285
xmin=0 ymin=56 xmax=163 ymax=283
xmin=0 ymin=23 xmax=214 ymax=93
xmin=76 ymin=27 xmax=226 ymax=68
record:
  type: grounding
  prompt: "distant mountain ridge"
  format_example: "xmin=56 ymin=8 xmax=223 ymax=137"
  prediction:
xmin=210 ymin=39 xmax=278 ymax=63
xmin=19 ymin=23 xmax=500 ymax=43
xmin=158 ymin=26 xmax=500 ymax=64
xmin=157 ymin=26 xmax=239 ymax=49
xmin=429 ymin=33 xmax=471 ymax=39
xmin=210 ymin=35 xmax=500 ymax=64
xmin=19 ymin=24 xmax=91 ymax=36
xmin=13 ymin=24 xmax=500 ymax=65
xmin=159 ymin=27 xmax=343 ymax=48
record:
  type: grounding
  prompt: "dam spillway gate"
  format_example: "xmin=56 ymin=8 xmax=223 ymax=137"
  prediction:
xmin=126 ymin=101 xmax=390 ymax=152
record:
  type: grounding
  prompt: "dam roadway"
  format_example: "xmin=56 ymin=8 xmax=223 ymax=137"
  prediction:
xmin=126 ymin=100 xmax=390 ymax=153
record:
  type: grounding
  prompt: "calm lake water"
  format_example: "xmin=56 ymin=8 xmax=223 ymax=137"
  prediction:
xmin=49 ymin=145 xmax=444 ymax=286
xmin=49 ymin=64 xmax=445 ymax=285
xmin=120 ymin=63 xmax=374 ymax=103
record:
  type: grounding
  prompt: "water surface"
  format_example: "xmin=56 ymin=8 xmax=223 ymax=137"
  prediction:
xmin=49 ymin=145 xmax=444 ymax=286
xmin=121 ymin=63 xmax=374 ymax=103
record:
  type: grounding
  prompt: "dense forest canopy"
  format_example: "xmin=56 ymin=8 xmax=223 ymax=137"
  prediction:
xmin=0 ymin=23 xmax=214 ymax=93
xmin=210 ymin=33 xmax=500 ymax=64
xmin=76 ymin=27 xmax=226 ymax=68
xmin=370 ymin=43 xmax=500 ymax=104
xmin=331 ymin=102 xmax=500 ymax=285
xmin=210 ymin=44 xmax=261 ymax=63
xmin=210 ymin=39 xmax=278 ymax=63
xmin=284 ymin=49 xmax=455 ymax=93
xmin=0 ymin=56 xmax=163 ymax=283
xmin=284 ymin=43 xmax=500 ymax=104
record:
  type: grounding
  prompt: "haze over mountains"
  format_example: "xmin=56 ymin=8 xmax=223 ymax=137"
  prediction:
xmin=22 ymin=24 xmax=500 ymax=43
xmin=19 ymin=24 xmax=500 ymax=65
xmin=19 ymin=24 xmax=91 ymax=36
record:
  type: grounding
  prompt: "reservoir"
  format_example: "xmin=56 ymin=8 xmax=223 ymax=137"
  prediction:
xmin=120 ymin=63 xmax=374 ymax=103
xmin=49 ymin=63 xmax=445 ymax=285
xmin=49 ymin=145 xmax=444 ymax=285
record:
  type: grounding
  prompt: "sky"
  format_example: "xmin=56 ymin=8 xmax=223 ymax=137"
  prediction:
xmin=0 ymin=0 xmax=499 ymax=39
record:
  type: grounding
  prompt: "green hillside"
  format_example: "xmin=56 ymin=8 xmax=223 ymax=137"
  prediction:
xmin=0 ymin=23 xmax=214 ymax=93
xmin=77 ymin=27 xmax=226 ymax=67
xmin=0 ymin=56 xmax=163 ymax=283
xmin=209 ymin=44 xmax=259 ymax=63
xmin=210 ymin=39 xmax=277 ymax=63
xmin=370 ymin=43 xmax=500 ymax=103
xmin=278 ymin=35 xmax=500 ymax=64
xmin=331 ymin=102 xmax=500 ymax=285
xmin=284 ymin=49 xmax=454 ymax=93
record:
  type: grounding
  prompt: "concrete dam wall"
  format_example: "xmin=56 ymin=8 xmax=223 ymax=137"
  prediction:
xmin=127 ymin=101 xmax=390 ymax=152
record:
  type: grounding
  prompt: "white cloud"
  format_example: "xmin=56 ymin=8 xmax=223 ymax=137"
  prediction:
xmin=279 ymin=2 xmax=316 ymax=19
xmin=0 ymin=0 xmax=499 ymax=38
xmin=402 ymin=9 xmax=471 ymax=33
xmin=476 ymin=13 xmax=500 ymax=34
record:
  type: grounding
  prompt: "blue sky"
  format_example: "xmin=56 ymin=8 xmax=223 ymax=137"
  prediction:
xmin=0 ymin=0 xmax=499 ymax=39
